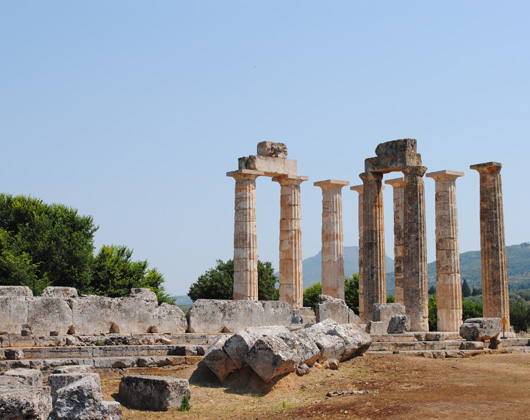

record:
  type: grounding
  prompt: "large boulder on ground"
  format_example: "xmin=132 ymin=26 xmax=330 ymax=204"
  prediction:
xmin=50 ymin=375 xmax=121 ymax=420
xmin=246 ymin=335 xmax=296 ymax=383
xmin=325 ymin=322 xmax=371 ymax=360
xmin=224 ymin=326 xmax=290 ymax=369
xmin=202 ymin=335 xmax=238 ymax=381
xmin=387 ymin=315 xmax=411 ymax=334
xmin=119 ymin=375 xmax=190 ymax=411
xmin=48 ymin=373 xmax=101 ymax=401
xmin=460 ymin=318 xmax=502 ymax=341
xmin=186 ymin=300 xmax=292 ymax=333
xmin=298 ymin=322 xmax=346 ymax=361
xmin=278 ymin=330 xmax=321 ymax=365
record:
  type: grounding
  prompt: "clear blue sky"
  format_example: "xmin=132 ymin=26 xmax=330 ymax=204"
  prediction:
xmin=2 ymin=1 xmax=529 ymax=296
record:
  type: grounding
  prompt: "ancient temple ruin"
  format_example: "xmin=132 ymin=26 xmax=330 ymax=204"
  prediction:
xmin=227 ymin=139 xmax=510 ymax=332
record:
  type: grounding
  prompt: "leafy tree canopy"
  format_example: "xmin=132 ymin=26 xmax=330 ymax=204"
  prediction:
xmin=303 ymin=274 xmax=360 ymax=313
xmin=188 ymin=259 xmax=279 ymax=301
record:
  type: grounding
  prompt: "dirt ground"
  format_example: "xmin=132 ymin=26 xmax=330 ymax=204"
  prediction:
xmin=100 ymin=352 xmax=530 ymax=420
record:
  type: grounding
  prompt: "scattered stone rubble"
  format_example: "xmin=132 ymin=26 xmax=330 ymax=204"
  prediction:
xmin=203 ymin=320 xmax=371 ymax=383
xmin=0 ymin=366 xmax=121 ymax=420
xmin=0 ymin=286 xmax=186 ymax=336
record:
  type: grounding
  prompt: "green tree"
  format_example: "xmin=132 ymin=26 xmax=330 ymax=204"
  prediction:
xmin=344 ymin=274 xmax=359 ymax=314
xmin=188 ymin=259 xmax=279 ymax=301
xmin=462 ymin=279 xmax=471 ymax=298
xmin=428 ymin=285 xmax=436 ymax=295
xmin=510 ymin=301 xmax=530 ymax=333
xmin=462 ymin=300 xmax=483 ymax=321
xmin=0 ymin=194 xmax=96 ymax=294
xmin=428 ymin=295 xmax=437 ymax=331
xmin=91 ymin=245 xmax=172 ymax=304
xmin=303 ymin=282 xmax=322 ymax=310
xmin=386 ymin=294 xmax=395 ymax=303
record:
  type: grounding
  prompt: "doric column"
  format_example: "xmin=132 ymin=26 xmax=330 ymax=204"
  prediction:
xmin=359 ymin=172 xmax=386 ymax=322
xmin=385 ymin=178 xmax=405 ymax=306
xmin=314 ymin=180 xmax=350 ymax=300
xmin=227 ymin=170 xmax=263 ymax=300
xmin=273 ymin=175 xmax=309 ymax=308
xmin=402 ymin=166 xmax=429 ymax=332
xmin=470 ymin=162 xmax=510 ymax=327
xmin=426 ymin=170 xmax=464 ymax=332
xmin=350 ymin=185 xmax=365 ymax=319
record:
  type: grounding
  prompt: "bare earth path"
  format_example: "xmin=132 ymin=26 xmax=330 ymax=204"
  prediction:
xmin=100 ymin=353 xmax=530 ymax=420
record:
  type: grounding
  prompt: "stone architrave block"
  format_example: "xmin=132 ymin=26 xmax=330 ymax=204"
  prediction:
xmin=0 ymin=297 xmax=29 ymax=334
xmin=224 ymin=326 xmax=290 ymax=369
xmin=0 ymin=386 xmax=52 ymax=420
xmin=202 ymin=335 xmax=238 ymax=382
xmin=316 ymin=294 xmax=350 ymax=324
xmin=0 ymin=286 xmax=33 ymax=297
xmin=41 ymin=287 xmax=79 ymax=299
xmin=51 ymin=375 xmax=122 ymax=420
xmin=186 ymin=300 xmax=292 ymax=334
xmin=460 ymin=318 xmax=502 ymax=341
xmin=372 ymin=303 xmax=406 ymax=323
xmin=118 ymin=375 xmax=190 ymax=411
xmin=27 ymin=298 xmax=73 ymax=336
xmin=152 ymin=303 xmax=187 ymax=334
xmin=4 ymin=368 xmax=43 ymax=387
xmin=238 ymin=155 xmax=297 ymax=177
xmin=387 ymin=315 xmax=411 ymax=334
xmin=246 ymin=335 xmax=296 ymax=383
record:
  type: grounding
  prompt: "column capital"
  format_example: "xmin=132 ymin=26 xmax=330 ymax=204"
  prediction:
xmin=426 ymin=170 xmax=464 ymax=181
xmin=402 ymin=166 xmax=427 ymax=177
xmin=359 ymin=171 xmax=383 ymax=182
xmin=470 ymin=162 xmax=502 ymax=175
xmin=385 ymin=177 xmax=405 ymax=188
xmin=314 ymin=179 xmax=350 ymax=190
xmin=272 ymin=174 xmax=309 ymax=185
xmin=350 ymin=184 xmax=363 ymax=194
xmin=227 ymin=169 xmax=264 ymax=180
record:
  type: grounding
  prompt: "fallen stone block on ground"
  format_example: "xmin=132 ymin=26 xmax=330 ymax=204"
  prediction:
xmin=119 ymin=375 xmax=190 ymax=411
xmin=460 ymin=318 xmax=502 ymax=341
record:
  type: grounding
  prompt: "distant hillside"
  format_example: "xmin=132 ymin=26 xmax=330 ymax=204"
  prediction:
xmin=302 ymin=246 xmax=394 ymax=290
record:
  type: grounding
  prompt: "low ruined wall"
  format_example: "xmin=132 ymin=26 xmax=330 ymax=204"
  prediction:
xmin=0 ymin=286 xmax=187 ymax=336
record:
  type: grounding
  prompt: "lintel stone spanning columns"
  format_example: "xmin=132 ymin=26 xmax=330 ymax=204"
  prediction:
xmin=273 ymin=174 xmax=309 ymax=308
xmin=470 ymin=162 xmax=510 ymax=327
xmin=350 ymin=185 xmax=365 ymax=319
xmin=359 ymin=172 xmax=386 ymax=322
xmin=426 ymin=170 xmax=464 ymax=332
xmin=402 ymin=165 xmax=429 ymax=332
xmin=227 ymin=169 xmax=264 ymax=300
xmin=315 ymin=179 xmax=350 ymax=300
xmin=384 ymin=178 xmax=405 ymax=306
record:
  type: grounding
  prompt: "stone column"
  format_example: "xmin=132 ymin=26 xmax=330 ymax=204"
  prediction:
xmin=314 ymin=180 xmax=350 ymax=300
xmin=350 ymin=185 xmax=365 ymax=319
xmin=359 ymin=172 xmax=386 ymax=322
xmin=227 ymin=170 xmax=263 ymax=300
xmin=426 ymin=170 xmax=464 ymax=332
xmin=273 ymin=175 xmax=309 ymax=308
xmin=402 ymin=166 xmax=429 ymax=332
xmin=470 ymin=162 xmax=510 ymax=327
xmin=385 ymin=178 xmax=405 ymax=306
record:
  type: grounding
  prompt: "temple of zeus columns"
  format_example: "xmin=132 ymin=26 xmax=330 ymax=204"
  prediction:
xmin=227 ymin=140 xmax=510 ymax=332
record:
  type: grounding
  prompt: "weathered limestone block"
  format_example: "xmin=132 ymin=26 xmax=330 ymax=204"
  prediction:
xmin=202 ymin=335 xmax=237 ymax=381
xmin=316 ymin=294 xmax=350 ymax=324
xmin=324 ymin=323 xmax=371 ymax=360
xmin=41 ymin=287 xmax=79 ymax=299
xmin=48 ymin=373 xmax=101 ymax=401
xmin=291 ymin=307 xmax=316 ymax=325
xmin=387 ymin=315 xmax=411 ymax=334
xmin=129 ymin=288 xmax=158 ymax=304
xmin=224 ymin=326 xmax=290 ymax=369
xmin=186 ymin=300 xmax=292 ymax=333
xmin=460 ymin=318 xmax=502 ymax=341
xmin=372 ymin=303 xmax=406 ymax=323
xmin=366 ymin=321 xmax=387 ymax=335
xmin=349 ymin=310 xmax=361 ymax=325
xmin=246 ymin=335 xmax=296 ymax=382
xmin=375 ymin=138 xmax=417 ymax=156
xmin=119 ymin=375 xmax=190 ymax=411
xmin=257 ymin=141 xmax=288 ymax=158
xmin=4 ymin=368 xmax=43 ymax=387
xmin=279 ymin=330 xmax=321 ymax=365
xmin=0 ymin=297 xmax=29 ymax=334
xmin=152 ymin=303 xmax=187 ymax=333
xmin=51 ymin=375 xmax=121 ymax=420
xmin=0 ymin=386 xmax=52 ymax=420
xmin=296 ymin=321 xmax=345 ymax=361
xmin=27 ymin=298 xmax=73 ymax=336
xmin=53 ymin=365 xmax=93 ymax=374
xmin=238 ymin=155 xmax=297 ymax=177
xmin=0 ymin=286 xmax=33 ymax=297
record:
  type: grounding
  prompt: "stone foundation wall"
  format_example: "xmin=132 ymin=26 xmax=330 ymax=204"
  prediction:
xmin=0 ymin=286 xmax=187 ymax=336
